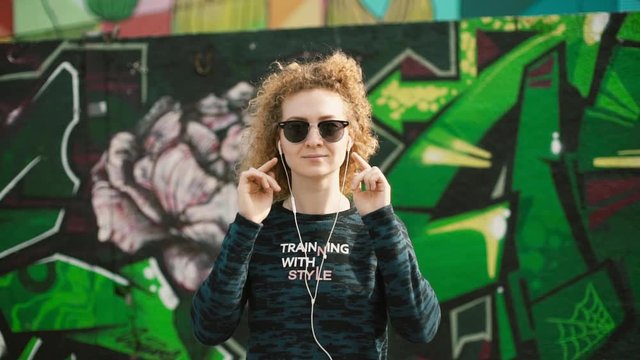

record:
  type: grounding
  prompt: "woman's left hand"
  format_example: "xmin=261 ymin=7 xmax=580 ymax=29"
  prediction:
xmin=351 ymin=152 xmax=391 ymax=216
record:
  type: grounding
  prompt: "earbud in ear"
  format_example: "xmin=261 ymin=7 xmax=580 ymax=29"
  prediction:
xmin=277 ymin=140 xmax=282 ymax=155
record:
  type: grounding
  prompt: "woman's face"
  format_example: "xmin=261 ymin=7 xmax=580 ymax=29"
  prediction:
xmin=278 ymin=88 xmax=352 ymax=183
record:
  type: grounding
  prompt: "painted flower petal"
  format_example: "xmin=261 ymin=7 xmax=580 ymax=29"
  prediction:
xmin=91 ymin=180 xmax=166 ymax=253
xmin=163 ymin=243 xmax=215 ymax=291
xmin=179 ymin=222 xmax=225 ymax=246
xmin=185 ymin=120 xmax=220 ymax=165
xmin=134 ymin=156 xmax=154 ymax=190
xmin=225 ymin=81 xmax=254 ymax=106
xmin=106 ymin=132 xmax=138 ymax=190
xmin=144 ymin=109 xmax=182 ymax=159
xmin=152 ymin=143 xmax=219 ymax=215
xmin=182 ymin=182 xmax=237 ymax=226
xmin=221 ymin=123 xmax=244 ymax=163
xmin=200 ymin=112 xmax=238 ymax=132
xmin=198 ymin=93 xmax=228 ymax=115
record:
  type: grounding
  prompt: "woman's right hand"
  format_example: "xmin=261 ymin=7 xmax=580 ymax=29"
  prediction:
xmin=237 ymin=157 xmax=281 ymax=224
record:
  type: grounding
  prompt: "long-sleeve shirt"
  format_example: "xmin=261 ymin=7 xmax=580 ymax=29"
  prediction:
xmin=192 ymin=202 xmax=440 ymax=359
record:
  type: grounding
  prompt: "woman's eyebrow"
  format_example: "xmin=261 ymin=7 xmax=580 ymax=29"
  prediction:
xmin=283 ymin=115 xmax=341 ymax=121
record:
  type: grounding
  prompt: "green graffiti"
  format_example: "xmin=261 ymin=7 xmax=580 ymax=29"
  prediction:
xmin=406 ymin=202 xmax=509 ymax=301
xmin=16 ymin=337 xmax=42 ymax=360
xmin=1 ymin=12 xmax=639 ymax=359
xmin=532 ymin=269 xmax=624 ymax=360
xmin=579 ymin=46 xmax=640 ymax=172
xmin=514 ymin=50 xmax=587 ymax=298
xmin=386 ymin=26 xmax=565 ymax=208
xmin=0 ymin=255 xmax=129 ymax=332
xmin=547 ymin=283 xmax=615 ymax=360
xmin=369 ymin=71 xmax=463 ymax=132
xmin=0 ymin=62 xmax=80 ymax=257
xmin=618 ymin=12 xmax=640 ymax=42
xmin=497 ymin=290 xmax=517 ymax=359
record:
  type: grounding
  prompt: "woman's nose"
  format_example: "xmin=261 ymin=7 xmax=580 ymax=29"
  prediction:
xmin=304 ymin=125 xmax=323 ymax=146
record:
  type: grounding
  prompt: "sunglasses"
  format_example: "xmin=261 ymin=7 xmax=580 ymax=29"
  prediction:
xmin=278 ymin=120 xmax=350 ymax=143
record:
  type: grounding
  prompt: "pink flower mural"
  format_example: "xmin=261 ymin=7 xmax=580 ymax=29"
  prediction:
xmin=91 ymin=82 xmax=254 ymax=291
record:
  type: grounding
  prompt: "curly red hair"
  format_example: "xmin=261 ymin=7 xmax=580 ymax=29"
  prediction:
xmin=239 ymin=51 xmax=378 ymax=200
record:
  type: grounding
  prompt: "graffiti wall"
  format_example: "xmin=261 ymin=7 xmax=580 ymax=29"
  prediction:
xmin=1 ymin=11 xmax=640 ymax=359
xmin=3 ymin=0 xmax=640 ymax=42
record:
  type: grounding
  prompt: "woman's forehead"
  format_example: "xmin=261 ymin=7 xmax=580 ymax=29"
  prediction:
xmin=281 ymin=89 xmax=347 ymax=120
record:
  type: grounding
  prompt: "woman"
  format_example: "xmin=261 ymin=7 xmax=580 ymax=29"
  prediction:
xmin=191 ymin=51 xmax=440 ymax=359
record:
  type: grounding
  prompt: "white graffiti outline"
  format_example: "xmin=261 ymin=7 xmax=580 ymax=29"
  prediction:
xmin=364 ymin=22 xmax=458 ymax=172
xmin=0 ymin=41 xmax=148 ymax=103
xmin=0 ymin=210 xmax=64 ymax=259
xmin=147 ymin=258 xmax=179 ymax=310
xmin=364 ymin=22 xmax=458 ymax=89
xmin=0 ymin=61 xmax=81 ymax=259
xmin=33 ymin=61 xmax=81 ymax=193
xmin=36 ymin=253 xmax=130 ymax=286
xmin=25 ymin=337 xmax=42 ymax=360
xmin=450 ymin=295 xmax=492 ymax=359
xmin=0 ymin=157 xmax=42 ymax=202
xmin=224 ymin=337 xmax=247 ymax=358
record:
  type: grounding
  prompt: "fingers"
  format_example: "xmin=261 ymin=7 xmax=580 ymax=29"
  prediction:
xmin=240 ymin=158 xmax=281 ymax=192
xmin=266 ymin=172 xmax=281 ymax=191
xmin=364 ymin=169 xmax=381 ymax=191
xmin=351 ymin=152 xmax=376 ymax=191
xmin=351 ymin=165 xmax=388 ymax=192
xmin=258 ymin=157 xmax=279 ymax=172
xmin=242 ymin=169 xmax=280 ymax=192
xmin=350 ymin=152 xmax=371 ymax=170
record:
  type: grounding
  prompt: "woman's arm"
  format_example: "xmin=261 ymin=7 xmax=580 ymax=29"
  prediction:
xmin=362 ymin=205 xmax=441 ymax=343
xmin=191 ymin=214 xmax=261 ymax=344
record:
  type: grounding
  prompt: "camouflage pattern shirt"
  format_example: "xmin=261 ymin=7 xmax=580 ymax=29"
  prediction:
xmin=192 ymin=202 xmax=440 ymax=359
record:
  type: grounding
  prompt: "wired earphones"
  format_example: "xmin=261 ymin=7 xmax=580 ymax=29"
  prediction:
xmin=277 ymin=140 xmax=351 ymax=359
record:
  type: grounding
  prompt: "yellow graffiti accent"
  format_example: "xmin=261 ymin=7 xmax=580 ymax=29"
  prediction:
xmin=385 ymin=0 xmax=433 ymax=22
xmin=460 ymin=30 xmax=477 ymax=77
xmin=593 ymin=156 xmax=640 ymax=168
xmin=272 ymin=0 xmax=323 ymax=29
xmin=584 ymin=13 xmax=610 ymax=45
xmin=421 ymin=144 xmax=491 ymax=168
xmin=327 ymin=0 xmax=376 ymax=25
xmin=327 ymin=0 xmax=433 ymax=25
xmin=376 ymin=79 xmax=450 ymax=120
xmin=552 ymin=23 xmax=567 ymax=36
xmin=428 ymin=207 xmax=510 ymax=278
xmin=174 ymin=0 xmax=266 ymax=33
xmin=618 ymin=149 xmax=640 ymax=155
xmin=515 ymin=14 xmax=561 ymax=30
xmin=451 ymin=139 xmax=492 ymax=159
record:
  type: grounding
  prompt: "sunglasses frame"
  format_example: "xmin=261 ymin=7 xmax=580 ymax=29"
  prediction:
xmin=277 ymin=120 xmax=350 ymax=143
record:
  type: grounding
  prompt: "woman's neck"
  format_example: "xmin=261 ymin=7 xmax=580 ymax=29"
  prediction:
xmin=284 ymin=176 xmax=349 ymax=214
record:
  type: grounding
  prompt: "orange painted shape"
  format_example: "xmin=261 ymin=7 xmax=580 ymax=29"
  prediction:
xmin=280 ymin=0 xmax=324 ymax=29
xmin=269 ymin=0 xmax=305 ymax=28
xmin=102 ymin=11 xmax=172 ymax=38
xmin=0 ymin=0 xmax=13 ymax=37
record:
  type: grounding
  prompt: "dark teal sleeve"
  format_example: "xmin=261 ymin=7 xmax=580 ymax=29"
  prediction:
xmin=362 ymin=205 xmax=441 ymax=343
xmin=191 ymin=213 xmax=261 ymax=345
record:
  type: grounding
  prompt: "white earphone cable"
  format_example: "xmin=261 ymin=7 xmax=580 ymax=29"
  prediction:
xmin=278 ymin=143 xmax=351 ymax=360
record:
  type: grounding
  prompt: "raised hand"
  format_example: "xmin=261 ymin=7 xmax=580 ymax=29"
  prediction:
xmin=237 ymin=158 xmax=281 ymax=223
xmin=350 ymin=152 xmax=391 ymax=216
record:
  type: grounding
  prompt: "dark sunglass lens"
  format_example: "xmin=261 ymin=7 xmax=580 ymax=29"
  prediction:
xmin=284 ymin=122 xmax=309 ymax=143
xmin=319 ymin=121 xmax=344 ymax=142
